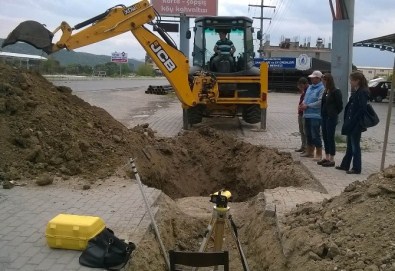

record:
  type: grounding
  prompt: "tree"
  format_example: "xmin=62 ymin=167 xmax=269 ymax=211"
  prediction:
xmin=136 ymin=64 xmax=155 ymax=76
xmin=120 ymin=63 xmax=132 ymax=76
xmin=40 ymin=57 xmax=61 ymax=74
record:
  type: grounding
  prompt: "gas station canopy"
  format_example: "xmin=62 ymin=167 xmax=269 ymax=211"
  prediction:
xmin=353 ymin=33 xmax=395 ymax=53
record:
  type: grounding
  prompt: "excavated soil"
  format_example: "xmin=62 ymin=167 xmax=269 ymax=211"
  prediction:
xmin=2 ymin=63 xmax=395 ymax=271
xmin=131 ymin=166 xmax=395 ymax=271
xmin=0 ymin=63 xmax=318 ymax=201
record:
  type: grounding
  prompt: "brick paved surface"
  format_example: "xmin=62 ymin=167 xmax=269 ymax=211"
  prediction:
xmin=1 ymin=79 xmax=394 ymax=270
xmin=0 ymin=178 xmax=160 ymax=271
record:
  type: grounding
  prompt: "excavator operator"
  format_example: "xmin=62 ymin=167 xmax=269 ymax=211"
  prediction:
xmin=212 ymin=31 xmax=236 ymax=72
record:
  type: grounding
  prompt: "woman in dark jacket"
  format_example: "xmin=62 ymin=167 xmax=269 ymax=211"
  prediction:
xmin=336 ymin=71 xmax=369 ymax=174
xmin=317 ymin=73 xmax=343 ymax=167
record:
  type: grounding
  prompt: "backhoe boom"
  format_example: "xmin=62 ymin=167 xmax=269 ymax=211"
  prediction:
xmin=2 ymin=0 xmax=269 ymax=129
xmin=2 ymin=0 xmax=198 ymax=107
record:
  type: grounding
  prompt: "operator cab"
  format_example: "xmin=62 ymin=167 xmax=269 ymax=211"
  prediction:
xmin=190 ymin=16 xmax=257 ymax=75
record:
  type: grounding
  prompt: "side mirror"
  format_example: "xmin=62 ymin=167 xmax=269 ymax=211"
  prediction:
xmin=257 ymin=30 xmax=262 ymax=40
xmin=251 ymin=27 xmax=255 ymax=33
xmin=186 ymin=30 xmax=191 ymax=39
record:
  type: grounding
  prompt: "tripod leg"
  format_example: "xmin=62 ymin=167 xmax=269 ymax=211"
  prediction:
xmin=213 ymin=217 xmax=225 ymax=251
xmin=226 ymin=216 xmax=250 ymax=271
xmin=198 ymin=218 xmax=215 ymax=252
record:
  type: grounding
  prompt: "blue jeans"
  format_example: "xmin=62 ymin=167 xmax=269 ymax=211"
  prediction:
xmin=340 ymin=129 xmax=362 ymax=172
xmin=304 ymin=118 xmax=322 ymax=148
xmin=322 ymin=115 xmax=338 ymax=155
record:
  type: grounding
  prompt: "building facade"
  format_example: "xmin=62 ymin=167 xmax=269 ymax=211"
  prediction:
xmin=356 ymin=66 xmax=393 ymax=81
xmin=261 ymin=38 xmax=332 ymax=63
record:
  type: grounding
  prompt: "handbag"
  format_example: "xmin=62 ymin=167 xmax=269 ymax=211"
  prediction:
xmin=79 ymin=228 xmax=136 ymax=270
xmin=361 ymin=104 xmax=379 ymax=128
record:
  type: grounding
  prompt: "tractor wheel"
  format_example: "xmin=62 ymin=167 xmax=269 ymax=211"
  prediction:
xmin=242 ymin=105 xmax=261 ymax=124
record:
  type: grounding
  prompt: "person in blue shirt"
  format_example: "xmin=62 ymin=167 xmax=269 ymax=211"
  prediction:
xmin=299 ymin=70 xmax=325 ymax=160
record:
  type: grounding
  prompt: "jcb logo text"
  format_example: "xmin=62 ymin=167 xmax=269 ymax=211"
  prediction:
xmin=150 ymin=41 xmax=177 ymax=73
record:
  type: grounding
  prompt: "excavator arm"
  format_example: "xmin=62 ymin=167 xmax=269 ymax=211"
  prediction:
xmin=1 ymin=0 xmax=199 ymax=107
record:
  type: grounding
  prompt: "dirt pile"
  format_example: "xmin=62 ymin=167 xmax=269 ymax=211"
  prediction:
xmin=0 ymin=63 xmax=317 ymax=199
xmin=277 ymin=165 xmax=395 ymax=271
xmin=0 ymin=63 xmax=151 ymax=181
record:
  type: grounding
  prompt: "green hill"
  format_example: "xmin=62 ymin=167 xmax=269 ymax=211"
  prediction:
xmin=0 ymin=38 xmax=144 ymax=68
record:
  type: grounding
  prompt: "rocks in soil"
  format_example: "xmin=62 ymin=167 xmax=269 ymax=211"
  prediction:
xmin=35 ymin=174 xmax=53 ymax=186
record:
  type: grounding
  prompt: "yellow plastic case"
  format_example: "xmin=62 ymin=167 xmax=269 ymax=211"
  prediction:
xmin=45 ymin=214 xmax=105 ymax=250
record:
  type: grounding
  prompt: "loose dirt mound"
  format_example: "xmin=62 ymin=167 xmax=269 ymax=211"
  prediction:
xmin=0 ymin=64 xmax=151 ymax=181
xmin=277 ymin=166 xmax=395 ymax=271
xmin=0 ymin=63 xmax=318 ymax=200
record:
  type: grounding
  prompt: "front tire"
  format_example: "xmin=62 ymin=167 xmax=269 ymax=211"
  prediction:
xmin=242 ymin=104 xmax=261 ymax=124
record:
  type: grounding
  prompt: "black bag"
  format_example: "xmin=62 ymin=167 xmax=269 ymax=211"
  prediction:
xmin=79 ymin=228 xmax=136 ymax=270
xmin=361 ymin=104 xmax=379 ymax=128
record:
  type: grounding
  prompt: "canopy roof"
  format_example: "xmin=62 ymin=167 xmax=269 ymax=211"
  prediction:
xmin=353 ymin=33 xmax=395 ymax=53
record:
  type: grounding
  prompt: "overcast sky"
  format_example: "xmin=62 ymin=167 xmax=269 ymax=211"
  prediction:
xmin=1 ymin=0 xmax=394 ymax=68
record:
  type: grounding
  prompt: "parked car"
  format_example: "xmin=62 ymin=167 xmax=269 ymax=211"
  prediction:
xmin=368 ymin=79 xmax=392 ymax=102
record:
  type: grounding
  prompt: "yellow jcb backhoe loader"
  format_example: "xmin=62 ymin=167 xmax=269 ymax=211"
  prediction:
xmin=1 ymin=0 xmax=268 ymax=129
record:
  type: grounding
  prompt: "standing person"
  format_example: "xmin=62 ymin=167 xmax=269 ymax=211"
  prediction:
xmin=317 ymin=73 xmax=343 ymax=167
xmin=300 ymin=71 xmax=325 ymax=159
xmin=295 ymin=77 xmax=309 ymax=153
xmin=336 ymin=71 xmax=369 ymax=174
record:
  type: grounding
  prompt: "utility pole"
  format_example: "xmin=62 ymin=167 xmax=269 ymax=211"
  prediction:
xmin=249 ymin=0 xmax=276 ymax=57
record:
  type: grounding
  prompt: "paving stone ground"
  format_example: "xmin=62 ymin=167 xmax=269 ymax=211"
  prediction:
xmin=1 ymin=79 xmax=394 ymax=270
xmin=0 ymin=178 xmax=160 ymax=271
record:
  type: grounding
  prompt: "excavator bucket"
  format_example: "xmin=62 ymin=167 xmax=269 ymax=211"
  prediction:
xmin=1 ymin=21 xmax=54 ymax=54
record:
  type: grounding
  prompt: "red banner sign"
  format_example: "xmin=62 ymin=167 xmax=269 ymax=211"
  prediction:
xmin=151 ymin=0 xmax=218 ymax=17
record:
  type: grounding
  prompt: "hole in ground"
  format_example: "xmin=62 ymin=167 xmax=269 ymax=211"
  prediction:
xmin=135 ymin=127 xmax=323 ymax=201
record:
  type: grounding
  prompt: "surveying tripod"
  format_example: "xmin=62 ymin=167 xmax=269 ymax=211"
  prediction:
xmin=194 ymin=190 xmax=250 ymax=271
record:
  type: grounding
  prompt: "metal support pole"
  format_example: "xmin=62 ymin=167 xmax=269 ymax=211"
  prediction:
xmin=380 ymin=58 xmax=395 ymax=171
xmin=331 ymin=0 xmax=355 ymax=132
xmin=260 ymin=109 xmax=267 ymax=131
xmin=179 ymin=14 xmax=190 ymax=57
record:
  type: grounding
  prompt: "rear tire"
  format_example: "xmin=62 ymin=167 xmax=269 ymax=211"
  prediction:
xmin=375 ymin=96 xmax=383 ymax=102
xmin=242 ymin=105 xmax=261 ymax=124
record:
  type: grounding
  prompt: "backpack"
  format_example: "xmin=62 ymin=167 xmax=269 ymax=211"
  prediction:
xmin=79 ymin=228 xmax=136 ymax=270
